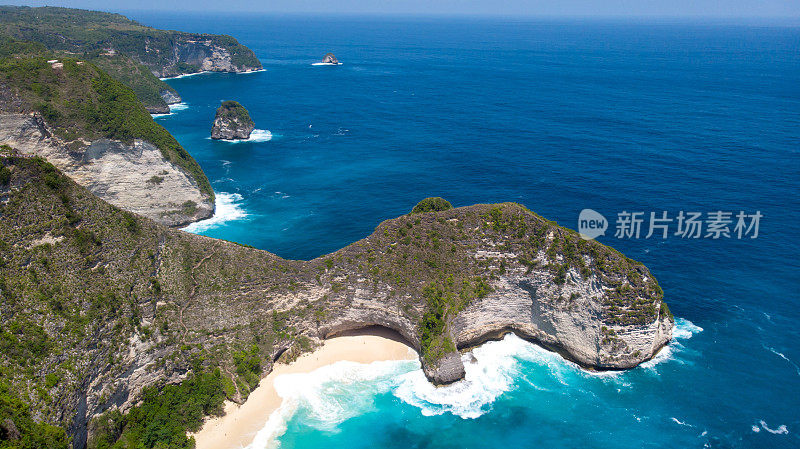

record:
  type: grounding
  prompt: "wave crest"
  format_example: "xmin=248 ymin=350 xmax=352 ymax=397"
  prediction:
xmin=213 ymin=129 xmax=273 ymax=143
xmin=181 ymin=192 xmax=248 ymax=233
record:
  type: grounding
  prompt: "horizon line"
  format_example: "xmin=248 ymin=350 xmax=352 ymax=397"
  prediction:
xmin=4 ymin=5 xmax=798 ymax=22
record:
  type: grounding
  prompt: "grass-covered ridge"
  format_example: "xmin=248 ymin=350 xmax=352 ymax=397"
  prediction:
xmin=0 ymin=155 xmax=241 ymax=448
xmin=0 ymin=53 xmax=213 ymax=199
xmin=89 ymin=55 xmax=180 ymax=113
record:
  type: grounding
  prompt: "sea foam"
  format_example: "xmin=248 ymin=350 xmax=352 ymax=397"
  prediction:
xmin=639 ymin=318 xmax=703 ymax=370
xmin=159 ymin=71 xmax=209 ymax=80
xmin=151 ymin=102 xmax=188 ymax=118
xmin=181 ymin=192 xmax=248 ymax=233
xmin=394 ymin=334 xmax=533 ymax=418
xmin=756 ymin=420 xmax=789 ymax=435
xmin=211 ymin=129 xmax=273 ymax=143
xmin=246 ymin=319 xmax=703 ymax=447
xmin=246 ymin=360 xmax=418 ymax=449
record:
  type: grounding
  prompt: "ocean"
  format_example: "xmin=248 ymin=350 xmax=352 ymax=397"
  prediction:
xmin=130 ymin=12 xmax=799 ymax=448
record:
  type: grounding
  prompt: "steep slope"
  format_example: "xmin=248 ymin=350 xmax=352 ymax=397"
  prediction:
xmin=0 ymin=53 xmax=213 ymax=226
xmin=88 ymin=55 xmax=181 ymax=114
xmin=0 ymin=6 xmax=262 ymax=77
xmin=0 ymin=6 xmax=263 ymax=112
xmin=0 ymin=153 xmax=672 ymax=448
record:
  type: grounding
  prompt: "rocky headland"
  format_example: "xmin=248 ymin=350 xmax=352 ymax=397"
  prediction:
xmin=0 ymin=8 xmax=674 ymax=449
xmin=0 ymin=6 xmax=262 ymax=113
xmin=211 ymin=101 xmax=255 ymax=140
xmin=0 ymin=156 xmax=674 ymax=447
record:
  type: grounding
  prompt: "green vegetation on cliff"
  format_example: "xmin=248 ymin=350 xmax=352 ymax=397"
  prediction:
xmin=411 ymin=197 xmax=453 ymax=214
xmin=0 ymin=6 xmax=262 ymax=112
xmin=0 ymin=379 xmax=69 ymax=448
xmin=0 ymin=155 xmax=668 ymax=448
xmin=0 ymin=6 xmax=261 ymax=75
xmin=215 ymin=100 xmax=254 ymax=126
xmin=0 ymin=54 xmax=213 ymax=198
xmin=89 ymin=370 xmax=228 ymax=449
xmin=0 ymin=155 xmax=253 ymax=447
xmin=89 ymin=55 xmax=180 ymax=113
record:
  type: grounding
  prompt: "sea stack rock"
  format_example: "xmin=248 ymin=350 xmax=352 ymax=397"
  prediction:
xmin=321 ymin=53 xmax=338 ymax=64
xmin=422 ymin=352 xmax=466 ymax=385
xmin=211 ymin=100 xmax=255 ymax=140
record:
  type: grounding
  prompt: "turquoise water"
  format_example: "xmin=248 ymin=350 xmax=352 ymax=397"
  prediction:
xmin=133 ymin=13 xmax=800 ymax=448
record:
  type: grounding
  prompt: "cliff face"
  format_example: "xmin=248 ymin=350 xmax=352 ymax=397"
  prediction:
xmin=0 ymin=6 xmax=262 ymax=99
xmin=321 ymin=53 xmax=339 ymax=64
xmin=210 ymin=101 xmax=255 ymax=140
xmin=0 ymin=113 xmax=212 ymax=226
xmin=0 ymin=54 xmax=215 ymax=226
xmin=156 ymin=38 xmax=261 ymax=78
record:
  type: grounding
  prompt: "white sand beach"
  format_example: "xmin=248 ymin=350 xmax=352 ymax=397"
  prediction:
xmin=190 ymin=330 xmax=417 ymax=449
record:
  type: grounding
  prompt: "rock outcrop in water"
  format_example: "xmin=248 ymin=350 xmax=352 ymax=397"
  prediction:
xmin=0 ymin=157 xmax=673 ymax=445
xmin=321 ymin=53 xmax=339 ymax=64
xmin=211 ymin=101 xmax=255 ymax=140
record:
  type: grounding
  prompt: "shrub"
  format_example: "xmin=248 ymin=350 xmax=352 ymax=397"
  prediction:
xmin=411 ymin=197 xmax=452 ymax=214
xmin=89 ymin=370 xmax=228 ymax=449
xmin=0 ymin=166 xmax=10 ymax=186
xmin=0 ymin=379 xmax=69 ymax=448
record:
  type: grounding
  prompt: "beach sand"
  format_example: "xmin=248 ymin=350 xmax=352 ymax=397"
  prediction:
xmin=191 ymin=328 xmax=417 ymax=449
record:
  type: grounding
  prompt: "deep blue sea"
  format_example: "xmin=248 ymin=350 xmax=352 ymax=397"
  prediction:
xmin=130 ymin=13 xmax=799 ymax=448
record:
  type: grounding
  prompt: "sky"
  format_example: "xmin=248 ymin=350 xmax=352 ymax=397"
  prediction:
xmin=3 ymin=0 xmax=799 ymax=18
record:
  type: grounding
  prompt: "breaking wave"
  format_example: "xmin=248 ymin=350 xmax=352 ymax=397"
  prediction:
xmin=245 ymin=360 xmax=418 ymax=449
xmin=181 ymin=192 xmax=248 ymax=233
xmin=212 ymin=129 xmax=273 ymax=143
xmin=753 ymin=420 xmax=789 ymax=434
xmin=159 ymin=71 xmax=209 ymax=80
xmin=639 ymin=317 xmax=703 ymax=370
xmin=246 ymin=320 xmax=702 ymax=447
xmin=151 ymin=102 xmax=188 ymax=118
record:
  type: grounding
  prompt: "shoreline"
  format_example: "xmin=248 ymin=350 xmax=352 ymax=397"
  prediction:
xmin=190 ymin=330 xmax=417 ymax=449
xmin=160 ymin=68 xmax=265 ymax=81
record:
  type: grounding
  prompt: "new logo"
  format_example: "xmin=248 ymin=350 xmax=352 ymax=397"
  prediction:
xmin=578 ymin=209 xmax=607 ymax=240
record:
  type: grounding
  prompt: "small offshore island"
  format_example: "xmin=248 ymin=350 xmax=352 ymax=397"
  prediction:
xmin=211 ymin=101 xmax=255 ymax=140
xmin=0 ymin=6 xmax=674 ymax=449
xmin=312 ymin=52 xmax=341 ymax=65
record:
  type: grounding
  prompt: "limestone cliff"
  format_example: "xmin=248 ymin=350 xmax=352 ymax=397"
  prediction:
xmin=0 ymin=6 xmax=263 ymax=79
xmin=210 ymin=101 xmax=255 ymax=140
xmin=0 ymin=113 xmax=212 ymax=226
xmin=156 ymin=38 xmax=262 ymax=78
xmin=0 ymin=54 xmax=214 ymax=227
xmin=0 ymin=157 xmax=673 ymax=446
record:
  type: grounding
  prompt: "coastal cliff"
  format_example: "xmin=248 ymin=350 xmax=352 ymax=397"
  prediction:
xmin=0 ymin=6 xmax=262 ymax=112
xmin=0 ymin=55 xmax=214 ymax=226
xmin=0 ymin=156 xmax=673 ymax=447
xmin=0 ymin=114 xmax=212 ymax=226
